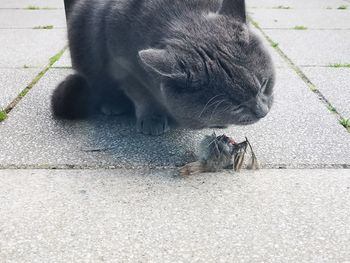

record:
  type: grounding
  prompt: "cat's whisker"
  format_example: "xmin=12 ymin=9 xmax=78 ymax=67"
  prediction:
xmin=197 ymin=100 xmax=222 ymax=120
xmin=219 ymin=104 xmax=233 ymax=115
xmin=198 ymin=94 xmax=225 ymax=118
xmin=212 ymin=102 xmax=237 ymax=123
xmin=209 ymin=99 xmax=226 ymax=120
xmin=199 ymin=96 xmax=225 ymax=118
xmin=206 ymin=99 xmax=224 ymax=111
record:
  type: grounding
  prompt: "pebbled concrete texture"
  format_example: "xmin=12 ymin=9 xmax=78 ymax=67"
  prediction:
xmin=0 ymin=67 xmax=349 ymax=169
xmin=250 ymin=9 xmax=350 ymax=29
xmin=1 ymin=169 xmax=350 ymax=262
xmin=0 ymin=9 xmax=66 ymax=29
xmin=0 ymin=2 xmax=350 ymax=262
xmin=263 ymin=30 xmax=350 ymax=66
xmin=0 ymin=29 xmax=67 ymax=68
xmin=303 ymin=67 xmax=350 ymax=119
xmin=246 ymin=0 xmax=349 ymax=9
xmin=0 ymin=0 xmax=64 ymax=9
xmin=0 ymin=68 xmax=39 ymax=110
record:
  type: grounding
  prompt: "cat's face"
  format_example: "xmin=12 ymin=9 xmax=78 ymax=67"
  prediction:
xmin=162 ymin=65 xmax=274 ymax=129
xmin=159 ymin=46 xmax=274 ymax=128
xmin=138 ymin=0 xmax=275 ymax=129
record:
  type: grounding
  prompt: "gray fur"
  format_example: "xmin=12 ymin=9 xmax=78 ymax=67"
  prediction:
xmin=58 ymin=0 xmax=275 ymax=135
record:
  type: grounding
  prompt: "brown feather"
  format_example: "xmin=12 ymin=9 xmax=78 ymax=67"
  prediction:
xmin=234 ymin=152 xmax=245 ymax=172
xmin=178 ymin=161 xmax=205 ymax=176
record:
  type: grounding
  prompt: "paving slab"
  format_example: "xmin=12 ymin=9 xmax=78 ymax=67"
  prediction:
xmin=303 ymin=67 xmax=350 ymax=119
xmin=263 ymin=29 xmax=350 ymax=66
xmin=0 ymin=9 xmax=66 ymax=29
xmin=0 ymin=0 xmax=64 ymax=9
xmin=0 ymin=68 xmax=39 ymax=110
xmin=247 ymin=0 xmax=348 ymax=9
xmin=0 ymin=67 xmax=349 ymax=169
xmin=250 ymin=9 xmax=350 ymax=29
xmin=0 ymin=29 xmax=67 ymax=68
xmin=0 ymin=169 xmax=350 ymax=262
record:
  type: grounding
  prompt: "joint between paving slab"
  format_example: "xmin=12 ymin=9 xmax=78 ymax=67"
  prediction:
xmin=248 ymin=6 xmax=350 ymax=10
xmin=297 ymin=64 xmax=350 ymax=68
xmin=0 ymin=27 xmax=66 ymax=30
xmin=24 ymin=6 xmax=60 ymax=10
xmin=0 ymin=163 xmax=349 ymax=170
xmin=258 ymin=28 xmax=350 ymax=31
xmin=249 ymin=18 xmax=350 ymax=133
xmin=0 ymin=8 xmax=63 ymax=10
xmin=0 ymin=47 xmax=67 ymax=122
xmin=51 ymin=66 xmax=72 ymax=69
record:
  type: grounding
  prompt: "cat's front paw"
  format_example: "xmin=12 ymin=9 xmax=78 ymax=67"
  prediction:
xmin=136 ymin=114 xmax=170 ymax=136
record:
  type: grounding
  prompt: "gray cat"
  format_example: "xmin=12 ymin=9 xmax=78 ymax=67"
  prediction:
xmin=52 ymin=0 xmax=275 ymax=135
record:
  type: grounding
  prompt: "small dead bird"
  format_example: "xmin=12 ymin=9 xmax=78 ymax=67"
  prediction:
xmin=179 ymin=133 xmax=258 ymax=176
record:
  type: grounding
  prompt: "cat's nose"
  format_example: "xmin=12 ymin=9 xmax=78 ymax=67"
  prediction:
xmin=253 ymin=98 xmax=269 ymax=118
xmin=255 ymin=107 xmax=268 ymax=118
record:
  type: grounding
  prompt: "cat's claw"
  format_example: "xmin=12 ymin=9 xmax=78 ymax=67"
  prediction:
xmin=137 ymin=114 xmax=169 ymax=136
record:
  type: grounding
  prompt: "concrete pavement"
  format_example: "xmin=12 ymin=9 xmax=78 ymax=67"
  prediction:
xmin=1 ymin=169 xmax=350 ymax=262
xmin=0 ymin=0 xmax=350 ymax=262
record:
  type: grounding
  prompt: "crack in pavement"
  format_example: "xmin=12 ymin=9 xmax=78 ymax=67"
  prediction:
xmin=249 ymin=17 xmax=350 ymax=133
xmin=0 ymin=46 xmax=66 ymax=122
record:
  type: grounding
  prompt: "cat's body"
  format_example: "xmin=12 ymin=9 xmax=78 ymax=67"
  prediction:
xmin=52 ymin=0 xmax=275 ymax=135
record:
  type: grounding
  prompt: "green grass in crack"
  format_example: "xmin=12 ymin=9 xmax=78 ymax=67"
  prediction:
xmin=329 ymin=63 xmax=350 ymax=68
xmin=271 ymin=42 xmax=279 ymax=48
xmin=11 ymin=66 xmax=50 ymax=105
xmin=293 ymin=25 xmax=307 ymax=30
xmin=272 ymin=5 xmax=291 ymax=9
xmin=49 ymin=49 xmax=65 ymax=66
xmin=337 ymin=5 xmax=348 ymax=10
xmin=26 ymin=5 xmax=40 ymax=10
xmin=26 ymin=6 xmax=56 ymax=10
xmin=339 ymin=118 xmax=350 ymax=131
xmin=0 ymin=111 xmax=7 ymax=122
xmin=309 ymin=84 xmax=318 ymax=92
xmin=2 ymin=47 xmax=66 ymax=118
xmin=327 ymin=105 xmax=337 ymax=113
xmin=250 ymin=20 xmax=259 ymax=28
xmin=33 ymin=25 xmax=54 ymax=30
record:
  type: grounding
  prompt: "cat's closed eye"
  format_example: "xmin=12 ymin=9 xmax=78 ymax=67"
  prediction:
xmin=261 ymin=78 xmax=274 ymax=96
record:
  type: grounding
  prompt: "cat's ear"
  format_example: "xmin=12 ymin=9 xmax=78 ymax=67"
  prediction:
xmin=219 ymin=0 xmax=246 ymax=23
xmin=236 ymin=24 xmax=249 ymax=44
xmin=138 ymin=49 xmax=185 ymax=78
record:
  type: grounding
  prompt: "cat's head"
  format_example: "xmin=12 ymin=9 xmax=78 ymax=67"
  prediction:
xmin=138 ymin=0 xmax=275 ymax=129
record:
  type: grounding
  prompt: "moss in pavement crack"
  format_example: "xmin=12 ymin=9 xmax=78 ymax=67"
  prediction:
xmin=293 ymin=25 xmax=307 ymax=30
xmin=0 ymin=111 xmax=7 ymax=122
xmin=272 ymin=6 xmax=291 ymax=9
xmin=248 ymin=17 xmax=349 ymax=133
xmin=26 ymin=6 xmax=57 ymax=10
xmin=33 ymin=25 xmax=54 ymax=30
xmin=0 ymin=47 xmax=66 ymax=122
xmin=329 ymin=63 xmax=350 ymax=68
xmin=339 ymin=118 xmax=350 ymax=131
